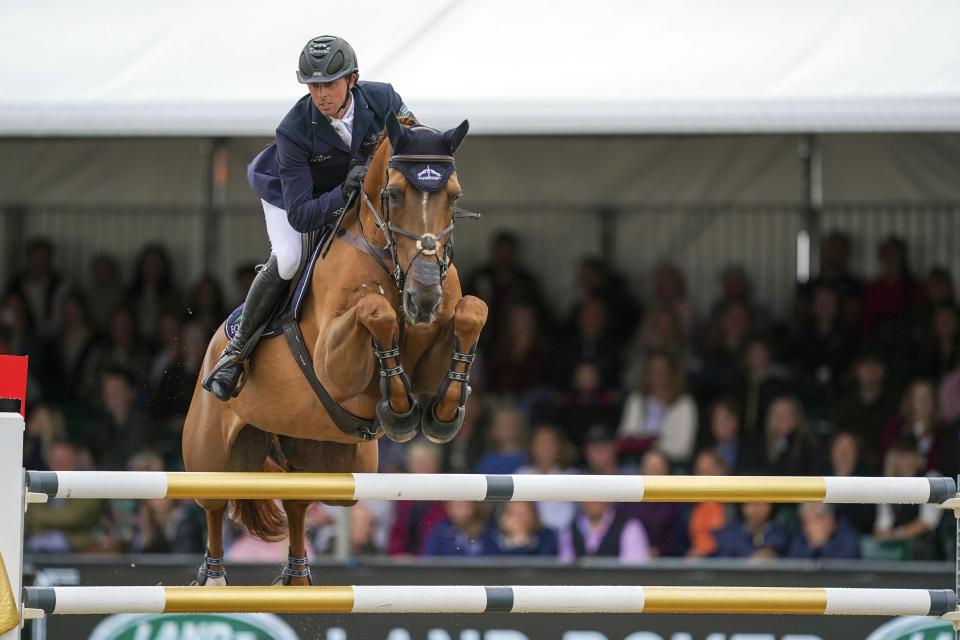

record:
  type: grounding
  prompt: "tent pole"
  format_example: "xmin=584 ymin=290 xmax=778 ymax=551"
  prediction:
xmin=799 ymin=134 xmax=823 ymax=283
xmin=203 ymin=138 xmax=229 ymax=276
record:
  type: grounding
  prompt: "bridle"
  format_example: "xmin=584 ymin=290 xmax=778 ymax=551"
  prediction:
xmin=356 ymin=146 xmax=478 ymax=292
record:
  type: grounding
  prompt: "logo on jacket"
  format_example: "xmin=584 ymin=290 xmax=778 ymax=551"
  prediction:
xmin=416 ymin=166 xmax=442 ymax=182
xmin=310 ymin=154 xmax=332 ymax=163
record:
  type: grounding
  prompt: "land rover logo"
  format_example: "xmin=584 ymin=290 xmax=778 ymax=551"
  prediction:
xmin=865 ymin=615 xmax=955 ymax=640
xmin=88 ymin=613 xmax=299 ymax=640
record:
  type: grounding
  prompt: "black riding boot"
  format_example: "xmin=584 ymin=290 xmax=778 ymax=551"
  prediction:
xmin=202 ymin=255 xmax=288 ymax=400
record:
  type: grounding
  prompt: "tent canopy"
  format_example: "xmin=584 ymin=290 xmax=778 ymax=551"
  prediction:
xmin=2 ymin=0 xmax=960 ymax=136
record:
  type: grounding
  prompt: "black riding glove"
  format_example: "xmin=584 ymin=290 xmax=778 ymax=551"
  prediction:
xmin=341 ymin=165 xmax=368 ymax=199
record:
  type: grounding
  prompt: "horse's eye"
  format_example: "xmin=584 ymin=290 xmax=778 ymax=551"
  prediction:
xmin=387 ymin=190 xmax=402 ymax=206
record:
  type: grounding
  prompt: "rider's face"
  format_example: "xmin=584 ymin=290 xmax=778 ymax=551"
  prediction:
xmin=307 ymin=77 xmax=352 ymax=118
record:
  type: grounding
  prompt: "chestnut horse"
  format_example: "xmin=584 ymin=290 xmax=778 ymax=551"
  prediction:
xmin=182 ymin=114 xmax=487 ymax=585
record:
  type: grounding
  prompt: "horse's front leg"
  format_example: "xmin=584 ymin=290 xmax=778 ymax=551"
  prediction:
xmin=320 ymin=293 xmax=421 ymax=442
xmin=417 ymin=295 xmax=487 ymax=443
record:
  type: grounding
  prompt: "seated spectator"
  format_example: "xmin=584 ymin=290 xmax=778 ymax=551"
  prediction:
xmin=824 ymin=431 xmax=876 ymax=535
xmin=186 ymin=275 xmax=227 ymax=336
xmin=623 ymin=303 xmax=689 ymax=390
xmin=788 ymin=284 xmax=857 ymax=398
xmin=618 ymin=351 xmax=697 ymax=465
xmin=619 ymin=449 xmax=680 ymax=557
xmin=787 ymin=503 xmax=861 ymax=560
xmin=552 ymin=296 xmax=621 ymax=391
xmin=649 ymin=262 xmax=696 ymax=338
xmin=86 ymin=253 xmax=124 ymax=333
xmin=487 ymin=303 xmax=550 ymax=396
xmin=917 ymin=304 xmax=959 ymax=382
xmin=1 ymin=289 xmax=44 ymax=372
xmin=940 ymin=363 xmax=960 ymax=425
xmin=128 ymin=244 xmax=182 ymax=345
xmin=146 ymin=311 xmax=193 ymax=419
xmin=685 ymin=450 xmax=731 ymax=558
xmin=763 ymin=395 xmax=820 ymax=476
xmin=707 ymin=396 xmax=764 ymax=475
xmin=474 ymin=406 xmax=528 ymax=474
xmin=549 ymin=359 xmax=621 ymax=447
xmin=861 ymin=236 xmax=924 ymax=358
xmin=833 ymin=349 xmax=900 ymax=470
xmin=882 ymin=379 xmax=948 ymax=474
xmin=423 ymin=501 xmax=498 ymax=557
xmin=516 ymin=424 xmax=578 ymax=531
xmin=22 ymin=402 xmax=67 ymax=471
xmin=25 ymin=442 xmax=102 ymax=552
xmin=799 ymin=231 xmax=863 ymax=331
xmin=737 ymin=335 xmax=793 ymax=439
xmin=696 ymin=299 xmax=753 ymax=406
xmin=87 ymin=365 xmax=155 ymax=470
xmin=566 ymin=257 xmax=640 ymax=347
xmin=6 ymin=237 xmax=70 ymax=340
xmin=44 ymin=290 xmax=96 ymax=405
xmin=388 ymin=442 xmax=446 ymax=556
xmin=493 ymin=501 xmax=558 ymax=556
xmin=347 ymin=504 xmax=382 ymax=556
xmin=713 ymin=502 xmax=790 ymax=559
xmin=126 ymin=451 xmax=203 ymax=554
xmin=83 ymin=304 xmax=152 ymax=397
xmin=582 ymin=424 xmax=633 ymax=475
xmin=872 ymin=437 xmax=943 ymax=560
xmin=559 ymin=501 xmax=650 ymax=564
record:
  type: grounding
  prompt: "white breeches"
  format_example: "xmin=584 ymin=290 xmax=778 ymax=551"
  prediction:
xmin=262 ymin=199 xmax=303 ymax=280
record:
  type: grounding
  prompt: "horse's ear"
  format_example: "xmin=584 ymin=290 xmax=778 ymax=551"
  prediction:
xmin=385 ymin=111 xmax=406 ymax=148
xmin=443 ymin=119 xmax=469 ymax=154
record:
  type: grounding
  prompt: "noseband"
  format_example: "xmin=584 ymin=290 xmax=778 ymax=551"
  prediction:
xmin=357 ymin=148 xmax=478 ymax=292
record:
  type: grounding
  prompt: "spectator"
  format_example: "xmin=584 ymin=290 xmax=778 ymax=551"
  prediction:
xmin=882 ymin=379 xmax=948 ymax=474
xmin=25 ymin=442 xmax=102 ymax=552
xmin=713 ymin=502 xmax=790 ymax=559
xmin=798 ymin=231 xmax=863 ymax=330
xmin=861 ymin=236 xmax=924 ymax=353
xmin=941 ymin=363 xmax=960 ymax=425
xmin=706 ymin=397 xmax=763 ymax=474
xmin=918 ymin=304 xmax=960 ymax=382
xmin=924 ymin=267 xmax=955 ymax=308
xmin=86 ymin=253 xmax=124 ymax=333
xmin=545 ymin=359 xmax=620 ymax=447
xmin=84 ymin=304 xmax=152 ymax=396
xmin=697 ymin=300 xmax=753 ymax=405
xmin=387 ymin=441 xmax=446 ymax=556
xmin=487 ymin=303 xmax=550 ymax=396
xmin=44 ymin=290 xmax=96 ymax=404
xmin=5 ymin=238 xmax=70 ymax=339
xmin=823 ymin=431 xmax=876 ymax=535
xmin=1 ymin=289 xmax=44 ymax=367
xmin=582 ymin=424 xmax=632 ymax=475
xmin=623 ymin=304 xmax=689 ymax=390
xmin=833 ymin=349 xmax=900 ymax=469
xmin=516 ymin=424 xmax=578 ymax=531
xmin=650 ymin=262 xmax=696 ymax=338
xmin=788 ymin=284 xmax=857 ymax=401
xmin=493 ymin=501 xmax=558 ymax=556
xmin=737 ymin=335 xmax=792 ymax=439
xmin=763 ymin=395 xmax=819 ymax=476
xmin=873 ymin=437 xmax=944 ymax=560
xmin=619 ymin=449 xmax=680 ymax=557
xmin=786 ymin=503 xmax=861 ymax=560
xmin=146 ymin=310 xmax=187 ymax=418
xmin=685 ymin=450 xmax=731 ymax=558
xmin=559 ymin=501 xmax=650 ymax=564
xmin=618 ymin=351 xmax=698 ymax=464
xmin=566 ymin=257 xmax=640 ymax=347
xmin=423 ymin=501 xmax=498 ymax=557
xmin=474 ymin=406 xmax=528 ymax=474
xmin=22 ymin=402 xmax=67 ymax=471
xmin=87 ymin=366 xmax=154 ymax=470
xmin=553 ymin=296 xmax=621 ymax=391
xmin=465 ymin=231 xmax=548 ymax=350
xmin=128 ymin=244 xmax=181 ymax=344
xmin=186 ymin=275 xmax=227 ymax=335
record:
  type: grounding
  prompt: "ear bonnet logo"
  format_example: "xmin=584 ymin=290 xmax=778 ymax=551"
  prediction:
xmin=416 ymin=166 xmax=443 ymax=182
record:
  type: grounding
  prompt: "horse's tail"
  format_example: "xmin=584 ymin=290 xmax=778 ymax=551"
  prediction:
xmin=228 ymin=437 xmax=288 ymax=541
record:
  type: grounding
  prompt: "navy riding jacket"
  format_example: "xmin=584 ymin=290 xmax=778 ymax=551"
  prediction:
xmin=247 ymin=81 xmax=411 ymax=233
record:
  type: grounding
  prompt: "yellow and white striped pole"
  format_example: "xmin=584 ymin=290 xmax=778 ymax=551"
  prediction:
xmin=22 ymin=585 xmax=957 ymax=617
xmin=25 ymin=471 xmax=956 ymax=504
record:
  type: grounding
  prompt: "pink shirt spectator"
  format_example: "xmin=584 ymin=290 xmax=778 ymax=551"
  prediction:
xmin=558 ymin=508 xmax=650 ymax=564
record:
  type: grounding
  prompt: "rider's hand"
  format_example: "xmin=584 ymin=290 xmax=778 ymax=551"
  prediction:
xmin=341 ymin=165 xmax=368 ymax=199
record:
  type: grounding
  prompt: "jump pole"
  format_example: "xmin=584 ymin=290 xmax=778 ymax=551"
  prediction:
xmin=21 ymin=585 xmax=958 ymax=617
xmin=24 ymin=471 xmax=957 ymax=505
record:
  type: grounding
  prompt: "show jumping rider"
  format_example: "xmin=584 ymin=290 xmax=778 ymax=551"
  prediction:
xmin=203 ymin=35 xmax=414 ymax=400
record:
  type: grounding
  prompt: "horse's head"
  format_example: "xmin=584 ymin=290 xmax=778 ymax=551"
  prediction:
xmin=362 ymin=112 xmax=470 ymax=325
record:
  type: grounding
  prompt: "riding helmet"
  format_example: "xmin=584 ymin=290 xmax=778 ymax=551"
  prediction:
xmin=297 ymin=36 xmax=358 ymax=84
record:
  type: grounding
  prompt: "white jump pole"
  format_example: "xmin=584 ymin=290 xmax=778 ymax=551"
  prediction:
xmin=0 ymin=413 xmax=25 ymax=640
xmin=24 ymin=471 xmax=957 ymax=505
xmin=21 ymin=585 xmax=957 ymax=617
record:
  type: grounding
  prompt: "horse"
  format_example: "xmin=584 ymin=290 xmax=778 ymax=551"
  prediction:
xmin=181 ymin=113 xmax=487 ymax=585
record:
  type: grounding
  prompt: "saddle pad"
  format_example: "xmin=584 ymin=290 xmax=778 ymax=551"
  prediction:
xmin=223 ymin=229 xmax=327 ymax=342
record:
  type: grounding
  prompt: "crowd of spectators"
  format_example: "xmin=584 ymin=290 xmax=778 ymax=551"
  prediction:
xmin=5 ymin=229 xmax=960 ymax=564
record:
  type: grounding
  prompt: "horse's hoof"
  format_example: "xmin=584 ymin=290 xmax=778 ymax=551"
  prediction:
xmin=420 ymin=397 xmax=466 ymax=444
xmin=376 ymin=393 xmax=422 ymax=443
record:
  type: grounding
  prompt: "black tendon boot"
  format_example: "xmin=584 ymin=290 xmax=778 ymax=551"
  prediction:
xmin=202 ymin=255 xmax=287 ymax=400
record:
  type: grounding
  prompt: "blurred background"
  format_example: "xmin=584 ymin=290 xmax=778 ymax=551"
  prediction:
xmin=3 ymin=2 xmax=960 ymax=638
